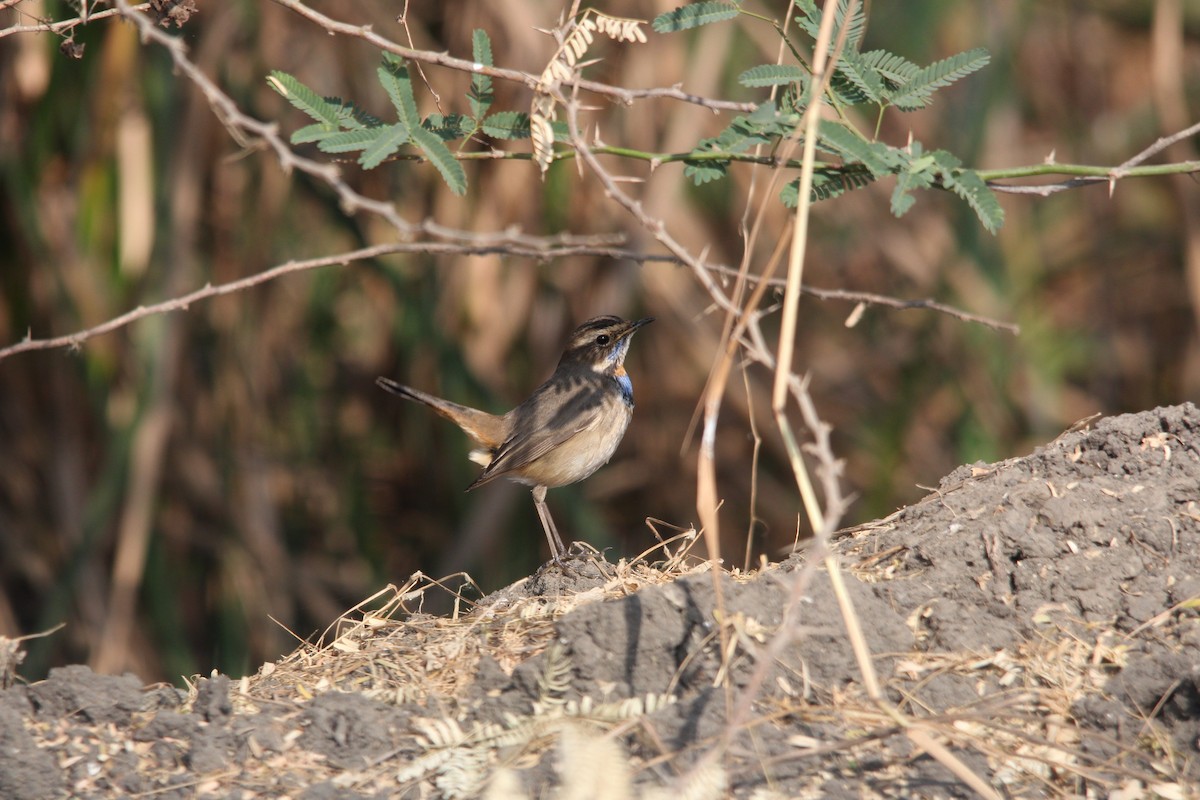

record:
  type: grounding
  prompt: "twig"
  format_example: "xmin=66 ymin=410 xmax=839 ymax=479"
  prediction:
xmin=561 ymin=103 xmax=744 ymax=322
xmin=0 ymin=3 xmax=144 ymax=39
xmin=701 ymin=256 xmax=1020 ymax=333
xmin=986 ymin=160 xmax=1200 ymax=196
xmin=0 ymin=238 xmax=1015 ymax=361
xmin=1116 ymin=118 xmax=1200 ymax=171
xmin=801 ymin=285 xmax=1018 ymax=333
xmin=984 ymin=120 xmax=1200 ymax=196
xmin=0 ymin=240 xmax=644 ymax=361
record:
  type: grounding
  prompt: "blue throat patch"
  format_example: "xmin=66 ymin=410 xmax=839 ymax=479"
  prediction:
xmin=615 ymin=373 xmax=634 ymax=406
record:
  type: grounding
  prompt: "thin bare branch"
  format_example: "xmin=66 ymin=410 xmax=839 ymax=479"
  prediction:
xmin=985 ymin=120 xmax=1200 ymax=195
xmin=0 ymin=3 xmax=144 ymax=39
xmin=697 ymin=257 xmax=1016 ymax=338
xmin=987 ymin=161 xmax=1200 ymax=195
xmin=561 ymin=103 xmax=741 ymax=323
xmin=1116 ymin=118 xmax=1200 ymax=171
xmin=0 ymin=240 xmax=647 ymax=361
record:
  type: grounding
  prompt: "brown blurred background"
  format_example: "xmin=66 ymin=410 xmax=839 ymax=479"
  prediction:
xmin=1 ymin=1 xmax=1197 ymax=683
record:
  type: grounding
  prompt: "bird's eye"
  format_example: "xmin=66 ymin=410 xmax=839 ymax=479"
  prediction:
xmin=595 ymin=334 xmax=610 ymax=345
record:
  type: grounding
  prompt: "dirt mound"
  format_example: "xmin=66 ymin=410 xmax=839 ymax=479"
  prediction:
xmin=2 ymin=404 xmax=1197 ymax=798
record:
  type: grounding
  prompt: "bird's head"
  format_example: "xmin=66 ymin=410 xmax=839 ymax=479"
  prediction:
xmin=559 ymin=315 xmax=654 ymax=374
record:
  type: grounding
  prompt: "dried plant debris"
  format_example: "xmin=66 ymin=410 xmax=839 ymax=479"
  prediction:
xmin=2 ymin=404 xmax=1198 ymax=797
xmin=149 ymin=0 xmax=198 ymax=28
xmin=531 ymin=11 xmax=647 ymax=174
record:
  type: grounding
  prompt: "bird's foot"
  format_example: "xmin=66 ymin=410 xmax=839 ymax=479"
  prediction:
xmin=534 ymin=543 xmax=616 ymax=581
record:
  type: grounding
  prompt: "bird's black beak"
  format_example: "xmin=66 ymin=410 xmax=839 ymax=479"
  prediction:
xmin=628 ymin=316 xmax=655 ymax=335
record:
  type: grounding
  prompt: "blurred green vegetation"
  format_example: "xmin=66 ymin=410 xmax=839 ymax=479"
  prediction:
xmin=0 ymin=0 xmax=1197 ymax=683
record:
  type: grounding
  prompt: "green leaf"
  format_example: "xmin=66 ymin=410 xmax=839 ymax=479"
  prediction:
xmin=684 ymin=159 xmax=728 ymax=185
xmin=909 ymin=154 xmax=937 ymax=173
xmin=378 ymin=55 xmax=421 ymax=131
xmin=746 ymin=99 xmax=785 ymax=125
xmin=890 ymin=184 xmax=915 ymax=216
xmin=795 ymin=0 xmax=866 ymax=51
xmin=424 ymin=113 xmax=472 ymax=141
xmin=794 ymin=1 xmax=819 ymax=38
xmin=291 ymin=123 xmax=337 ymax=145
xmin=814 ymin=165 xmax=876 ymax=201
xmin=653 ymin=1 xmax=740 ymax=33
xmin=781 ymin=165 xmax=876 ymax=207
xmin=890 ymin=170 xmax=933 ymax=217
xmin=918 ymin=151 xmax=1003 ymax=230
xmin=888 ymin=144 xmax=932 ymax=217
xmin=706 ymin=123 xmax=769 ymax=154
xmin=409 ymin=124 xmax=467 ymax=195
xmin=469 ymin=29 xmax=494 ymax=121
xmin=817 ymin=120 xmax=894 ymax=176
xmin=318 ymin=128 xmax=388 ymax=154
xmin=358 ymin=125 xmax=409 ymax=167
xmin=481 ymin=111 xmax=531 ymax=140
xmin=335 ymin=101 xmax=383 ymax=130
xmin=943 ymin=166 xmax=1005 ymax=232
xmin=860 ymin=49 xmax=920 ymax=90
xmin=692 ymin=102 xmax=789 ymax=157
xmin=267 ymin=71 xmax=342 ymax=126
xmin=777 ymin=83 xmax=808 ymax=116
xmin=831 ymin=50 xmax=884 ymax=105
xmin=738 ymin=64 xmax=808 ymax=89
xmin=886 ymin=47 xmax=990 ymax=110
xmin=780 ymin=179 xmax=799 ymax=207
xmin=793 ymin=1 xmax=872 ymax=106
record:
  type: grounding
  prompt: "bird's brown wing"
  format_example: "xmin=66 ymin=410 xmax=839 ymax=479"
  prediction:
xmin=466 ymin=373 xmax=607 ymax=490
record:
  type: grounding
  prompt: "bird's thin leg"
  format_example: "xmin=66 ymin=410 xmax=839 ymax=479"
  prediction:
xmin=531 ymin=485 xmax=566 ymax=561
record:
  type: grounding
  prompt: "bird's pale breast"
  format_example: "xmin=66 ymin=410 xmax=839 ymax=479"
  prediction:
xmin=513 ymin=397 xmax=633 ymax=488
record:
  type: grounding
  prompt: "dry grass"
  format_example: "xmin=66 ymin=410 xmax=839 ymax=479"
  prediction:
xmin=140 ymin=563 xmax=1181 ymax=798
xmin=241 ymin=530 xmax=708 ymax=705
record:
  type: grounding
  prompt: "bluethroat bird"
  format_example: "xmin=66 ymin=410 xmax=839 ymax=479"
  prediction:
xmin=376 ymin=315 xmax=654 ymax=562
